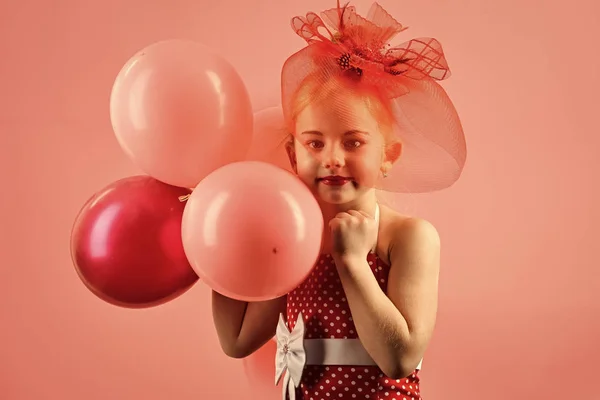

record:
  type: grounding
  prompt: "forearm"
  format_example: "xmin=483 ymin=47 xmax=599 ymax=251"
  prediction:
xmin=211 ymin=290 xmax=248 ymax=357
xmin=334 ymin=256 xmax=416 ymax=378
xmin=211 ymin=290 xmax=285 ymax=358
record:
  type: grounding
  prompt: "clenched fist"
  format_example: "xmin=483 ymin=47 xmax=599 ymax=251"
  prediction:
xmin=329 ymin=210 xmax=378 ymax=262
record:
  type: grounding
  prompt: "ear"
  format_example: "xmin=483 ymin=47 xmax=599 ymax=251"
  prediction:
xmin=285 ymin=138 xmax=298 ymax=174
xmin=381 ymin=140 xmax=402 ymax=175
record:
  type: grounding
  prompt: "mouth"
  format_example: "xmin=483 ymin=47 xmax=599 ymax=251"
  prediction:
xmin=317 ymin=175 xmax=353 ymax=186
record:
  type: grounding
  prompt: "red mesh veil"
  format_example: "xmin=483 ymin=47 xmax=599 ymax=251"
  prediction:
xmin=266 ymin=1 xmax=466 ymax=193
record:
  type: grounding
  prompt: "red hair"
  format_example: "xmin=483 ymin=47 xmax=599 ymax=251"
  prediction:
xmin=287 ymin=72 xmax=398 ymax=143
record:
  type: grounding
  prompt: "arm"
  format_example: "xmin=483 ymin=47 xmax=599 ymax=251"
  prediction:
xmin=334 ymin=218 xmax=440 ymax=379
xmin=212 ymin=290 xmax=287 ymax=359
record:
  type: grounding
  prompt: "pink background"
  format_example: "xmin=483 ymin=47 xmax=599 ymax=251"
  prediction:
xmin=1 ymin=0 xmax=599 ymax=399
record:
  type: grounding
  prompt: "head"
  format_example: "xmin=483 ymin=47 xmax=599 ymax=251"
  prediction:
xmin=285 ymin=73 xmax=402 ymax=205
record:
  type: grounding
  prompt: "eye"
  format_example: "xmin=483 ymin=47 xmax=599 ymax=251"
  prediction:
xmin=306 ymin=140 xmax=324 ymax=149
xmin=344 ymin=140 xmax=363 ymax=149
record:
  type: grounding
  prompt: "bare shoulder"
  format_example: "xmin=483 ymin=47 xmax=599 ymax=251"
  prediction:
xmin=377 ymin=205 xmax=440 ymax=265
xmin=377 ymin=206 xmax=441 ymax=365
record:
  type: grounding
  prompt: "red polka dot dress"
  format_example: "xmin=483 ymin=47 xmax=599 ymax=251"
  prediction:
xmin=285 ymin=252 xmax=422 ymax=400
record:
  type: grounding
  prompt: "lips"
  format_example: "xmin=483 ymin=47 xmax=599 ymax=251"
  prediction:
xmin=317 ymin=176 xmax=353 ymax=186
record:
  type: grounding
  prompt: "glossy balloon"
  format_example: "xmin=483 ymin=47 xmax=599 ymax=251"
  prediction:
xmin=181 ymin=161 xmax=323 ymax=302
xmin=110 ymin=39 xmax=254 ymax=188
xmin=245 ymin=105 xmax=293 ymax=174
xmin=70 ymin=176 xmax=199 ymax=308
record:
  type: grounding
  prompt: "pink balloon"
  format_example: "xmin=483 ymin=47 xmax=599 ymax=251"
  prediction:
xmin=110 ymin=40 xmax=254 ymax=188
xmin=245 ymin=106 xmax=293 ymax=174
xmin=181 ymin=161 xmax=323 ymax=301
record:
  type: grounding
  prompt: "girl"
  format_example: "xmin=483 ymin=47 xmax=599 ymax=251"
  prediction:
xmin=212 ymin=2 xmax=466 ymax=399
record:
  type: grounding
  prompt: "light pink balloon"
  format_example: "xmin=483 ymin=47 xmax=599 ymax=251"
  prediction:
xmin=110 ymin=40 xmax=254 ymax=188
xmin=181 ymin=161 xmax=323 ymax=301
xmin=245 ymin=106 xmax=294 ymax=174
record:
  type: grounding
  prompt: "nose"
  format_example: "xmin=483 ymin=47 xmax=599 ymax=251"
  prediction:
xmin=322 ymin=147 xmax=344 ymax=169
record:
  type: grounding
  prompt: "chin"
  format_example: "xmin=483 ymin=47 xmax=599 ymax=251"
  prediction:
xmin=318 ymin=195 xmax=352 ymax=205
xmin=315 ymin=187 xmax=359 ymax=205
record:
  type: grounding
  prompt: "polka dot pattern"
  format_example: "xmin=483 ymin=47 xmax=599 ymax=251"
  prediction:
xmin=285 ymin=253 xmax=422 ymax=400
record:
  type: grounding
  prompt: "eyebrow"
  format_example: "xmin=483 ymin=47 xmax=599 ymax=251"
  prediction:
xmin=300 ymin=130 xmax=370 ymax=136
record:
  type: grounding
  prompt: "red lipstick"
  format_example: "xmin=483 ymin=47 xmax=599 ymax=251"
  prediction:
xmin=317 ymin=176 xmax=352 ymax=186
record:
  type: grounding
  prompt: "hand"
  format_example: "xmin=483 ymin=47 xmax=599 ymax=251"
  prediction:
xmin=329 ymin=210 xmax=378 ymax=262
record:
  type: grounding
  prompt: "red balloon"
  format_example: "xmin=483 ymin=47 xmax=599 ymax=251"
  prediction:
xmin=70 ymin=175 xmax=199 ymax=308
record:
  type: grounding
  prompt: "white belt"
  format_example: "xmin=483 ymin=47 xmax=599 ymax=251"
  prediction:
xmin=275 ymin=312 xmax=422 ymax=400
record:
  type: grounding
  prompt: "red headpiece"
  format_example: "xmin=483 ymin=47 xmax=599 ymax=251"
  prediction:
xmin=262 ymin=1 xmax=467 ymax=193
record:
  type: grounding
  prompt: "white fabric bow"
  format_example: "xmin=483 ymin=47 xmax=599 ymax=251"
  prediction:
xmin=275 ymin=312 xmax=306 ymax=400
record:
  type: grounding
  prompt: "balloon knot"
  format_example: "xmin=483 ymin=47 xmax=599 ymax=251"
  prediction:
xmin=178 ymin=194 xmax=190 ymax=202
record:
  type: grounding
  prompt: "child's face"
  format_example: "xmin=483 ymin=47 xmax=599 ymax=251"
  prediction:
xmin=287 ymin=94 xmax=395 ymax=205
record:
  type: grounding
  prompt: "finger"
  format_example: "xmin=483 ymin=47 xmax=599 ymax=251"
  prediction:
xmin=346 ymin=210 xmax=365 ymax=219
xmin=361 ymin=210 xmax=374 ymax=218
xmin=347 ymin=210 xmax=372 ymax=222
xmin=356 ymin=210 xmax=374 ymax=219
xmin=335 ymin=211 xmax=352 ymax=219
xmin=329 ymin=217 xmax=344 ymax=229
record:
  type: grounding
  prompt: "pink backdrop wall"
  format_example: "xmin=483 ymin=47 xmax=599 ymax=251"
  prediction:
xmin=1 ymin=0 xmax=598 ymax=399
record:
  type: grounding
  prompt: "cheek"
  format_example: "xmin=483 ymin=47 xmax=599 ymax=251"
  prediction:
xmin=348 ymin=149 xmax=382 ymax=174
xmin=294 ymin=151 xmax=319 ymax=175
